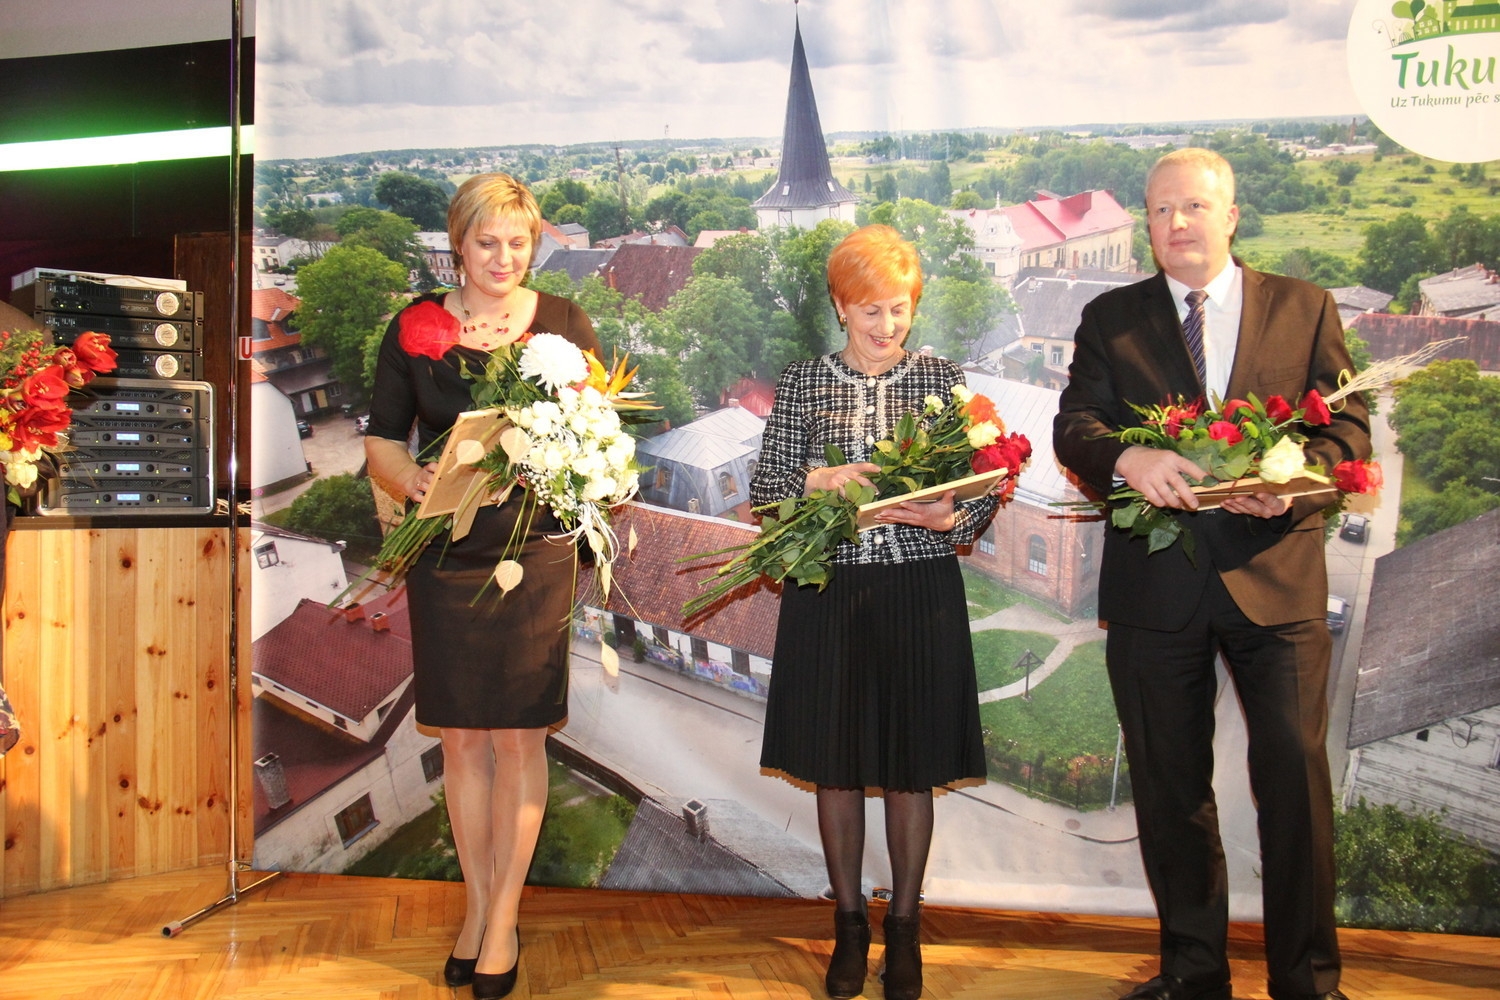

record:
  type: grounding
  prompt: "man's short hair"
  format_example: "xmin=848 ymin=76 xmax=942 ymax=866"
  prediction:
xmin=1145 ymin=148 xmax=1236 ymax=205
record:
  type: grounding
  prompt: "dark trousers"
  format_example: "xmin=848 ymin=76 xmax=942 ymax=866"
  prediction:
xmin=1106 ymin=573 xmax=1341 ymax=997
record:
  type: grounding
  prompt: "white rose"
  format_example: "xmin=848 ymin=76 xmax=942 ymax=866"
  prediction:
xmin=605 ymin=440 xmax=634 ymax=469
xmin=6 ymin=457 xmax=38 ymax=489
xmin=1257 ymin=436 xmax=1307 ymax=484
xmin=967 ymin=421 xmax=1001 ymax=449
xmin=582 ymin=476 xmax=619 ymax=502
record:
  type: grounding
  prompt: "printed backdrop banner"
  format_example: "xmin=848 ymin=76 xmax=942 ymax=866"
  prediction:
xmin=248 ymin=0 xmax=1500 ymax=934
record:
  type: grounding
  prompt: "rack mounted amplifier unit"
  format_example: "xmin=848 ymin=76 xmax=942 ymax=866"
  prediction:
xmin=40 ymin=378 xmax=215 ymax=515
xmin=12 ymin=276 xmax=201 ymax=321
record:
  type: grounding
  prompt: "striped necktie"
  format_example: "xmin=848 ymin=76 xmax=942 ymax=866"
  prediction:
xmin=1182 ymin=289 xmax=1207 ymax=387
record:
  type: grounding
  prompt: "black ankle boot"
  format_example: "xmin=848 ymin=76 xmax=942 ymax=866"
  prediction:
xmin=826 ymin=899 xmax=871 ymax=999
xmin=880 ymin=908 xmax=922 ymax=1000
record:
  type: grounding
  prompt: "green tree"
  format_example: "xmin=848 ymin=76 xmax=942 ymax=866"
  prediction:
xmin=295 ymin=244 xmax=409 ymax=393
xmin=539 ymin=178 xmax=590 ymax=219
xmin=583 ymin=192 xmax=631 ymax=242
xmin=1432 ymin=207 xmax=1500 ymax=272
xmin=1235 ymin=203 xmax=1264 ymax=239
xmin=866 ymin=198 xmax=987 ymax=281
xmin=1391 ymin=359 xmax=1500 ymax=489
xmin=1358 ymin=212 xmax=1441 ymax=294
xmin=950 ymin=189 xmax=988 ymax=210
xmin=911 ymin=275 xmax=1014 ymax=362
xmin=374 ymin=172 xmax=450 ymax=230
xmin=693 ymin=232 xmax=779 ymax=313
xmin=1335 ymin=798 xmax=1500 ymax=934
xmin=266 ymin=206 xmax=319 ymax=240
xmin=281 ymin=473 xmax=383 ymax=562
xmin=335 ymin=206 xmax=424 ymax=272
xmin=1399 ymin=482 xmax=1500 ymax=545
xmin=767 ymin=220 xmax=855 ymax=358
xmin=1275 ymin=248 xmax=1355 ymax=288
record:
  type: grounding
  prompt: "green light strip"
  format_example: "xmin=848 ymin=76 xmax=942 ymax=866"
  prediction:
xmin=0 ymin=125 xmax=255 ymax=172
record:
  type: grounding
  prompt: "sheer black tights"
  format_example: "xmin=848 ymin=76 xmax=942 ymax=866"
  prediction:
xmin=816 ymin=786 xmax=933 ymax=917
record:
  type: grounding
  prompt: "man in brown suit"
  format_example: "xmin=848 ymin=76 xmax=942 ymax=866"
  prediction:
xmin=1054 ymin=148 xmax=1368 ymax=1000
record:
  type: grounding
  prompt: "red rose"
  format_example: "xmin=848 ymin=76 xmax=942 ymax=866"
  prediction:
xmin=1299 ymin=389 xmax=1332 ymax=426
xmin=398 ymin=301 xmax=460 ymax=360
xmin=1207 ymin=420 xmax=1243 ymax=445
xmin=21 ymin=365 xmax=70 ymax=410
xmin=1332 ymin=460 xmax=1383 ymax=495
xmin=1222 ymin=398 xmax=1253 ymax=420
xmin=11 ymin=404 xmax=71 ymax=450
xmin=971 ymin=444 xmax=1007 ymax=474
xmin=71 ymin=332 xmax=117 ymax=373
xmin=1265 ymin=394 xmax=1294 ymax=423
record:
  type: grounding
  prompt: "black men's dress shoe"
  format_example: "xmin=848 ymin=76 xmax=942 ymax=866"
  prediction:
xmin=1269 ymin=990 xmax=1349 ymax=1000
xmin=1121 ymin=973 xmax=1233 ymax=1000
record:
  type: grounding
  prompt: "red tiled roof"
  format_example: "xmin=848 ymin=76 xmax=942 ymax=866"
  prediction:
xmin=722 ymin=377 xmax=775 ymax=417
xmin=599 ymin=244 xmax=704 ymax=311
xmin=579 ymin=502 xmax=780 ymax=658
xmin=253 ymin=591 xmax=413 ymax=719
xmin=251 ymin=286 xmax=301 ymax=323
xmin=999 ymin=190 xmax=1133 ymax=252
xmin=1344 ymin=312 xmax=1500 ymax=371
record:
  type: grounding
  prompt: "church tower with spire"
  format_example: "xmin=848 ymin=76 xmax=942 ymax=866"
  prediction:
xmin=751 ymin=9 xmax=858 ymax=230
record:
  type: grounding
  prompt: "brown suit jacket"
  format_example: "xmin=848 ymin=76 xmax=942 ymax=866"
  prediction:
xmin=1053 ymin=263 xmax=1372 ymax=630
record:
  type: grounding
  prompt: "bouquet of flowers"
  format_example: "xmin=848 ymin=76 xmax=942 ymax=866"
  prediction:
xmin=369 ymin=301 xmax=653 ymax=600
xmin=1092 ymin=388 xmax=1383 ymax=560
xmin=683 ymin=384 xmax=1030 ymax=618
xmin=0 ymin=327 xmax=117 ymax=507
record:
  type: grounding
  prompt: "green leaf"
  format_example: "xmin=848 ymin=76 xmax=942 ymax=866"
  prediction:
xmin=1147 ymin=521 xmax=1180 ymax=554
xmin=825 ymin=443 xmax=848 ymax=466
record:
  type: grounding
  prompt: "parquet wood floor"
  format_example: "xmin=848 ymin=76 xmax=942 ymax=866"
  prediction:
xmin=0 ymin=867 xmax=1495 ymax=999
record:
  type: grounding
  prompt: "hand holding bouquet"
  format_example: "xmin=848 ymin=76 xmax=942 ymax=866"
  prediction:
xmin=364 ymin=302 xmax=653 ymax=602
xmin=683 ymin=384 xmax=1030 ymax=618
xmin=1093 ymin=389 xmax=1381 ymax=560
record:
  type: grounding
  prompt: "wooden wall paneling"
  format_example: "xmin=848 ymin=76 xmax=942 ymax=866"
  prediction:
xmin=37 ymin=529 xmax=76 ymax=890
xmin=1 ymin=530 xmax=44 ymax=892
xmin=1 ymin=527 xmax=235 ymax=898
xmin=104 ymin=529 xmax=142 ymax=880
xmin=71 ymin=530 xmax=106 ymax=885
xmin=235 ymin=527 xmax=255 ymax=863
xmin=197 ymin=528 xmax=232 ymax=865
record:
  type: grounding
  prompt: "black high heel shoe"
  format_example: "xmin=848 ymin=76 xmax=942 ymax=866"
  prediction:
xmin=472 ymin=928 xmax=520 ymax=1000
xmin=442 ymin=949 xmax=478 ymax=988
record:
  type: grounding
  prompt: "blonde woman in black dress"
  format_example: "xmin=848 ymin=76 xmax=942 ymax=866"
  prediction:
xmin=365 ymin=174 xmax=597 ymax=1000
xmin=751 ymin=225 xmax=999 ymax=1000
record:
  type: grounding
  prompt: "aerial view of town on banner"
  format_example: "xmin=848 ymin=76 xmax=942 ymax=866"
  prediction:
xmin=246 ymin=0 xmax=1500 ymax=936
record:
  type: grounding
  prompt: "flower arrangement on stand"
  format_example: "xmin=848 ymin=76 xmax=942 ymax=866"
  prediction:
xmin=364 ymin=301 xmax=653 ymax=602
xmin=0 ymin=327 xmax=118 ymax=507
xmin=683 ymin=384 xmax=1031 ymax=618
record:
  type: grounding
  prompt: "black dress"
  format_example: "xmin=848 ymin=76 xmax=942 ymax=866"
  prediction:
xmin=367 ymin=291 xmax=599 ymax=729
xmin=750 ymin=352 xmax=996 ymax=791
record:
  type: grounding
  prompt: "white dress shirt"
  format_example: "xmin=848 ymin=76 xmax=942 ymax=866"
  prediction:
xmin=1164 ymin=262 xmax=1242 ymax=404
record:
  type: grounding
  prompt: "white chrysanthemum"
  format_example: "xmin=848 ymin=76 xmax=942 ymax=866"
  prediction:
xmin=967 ymin=421 xmax=1001 ymax=449
xmin=924 ymin=394 xmax=945 ymax=412
xmin=518 ymin=333 xmax=590 ymax=390
xmin=951 ymin=384 xmax=974 ymax=403
xmin=541 ymin=442 xmax=569 ymax=472
xmin=1258 ymin=436 xmax=1307 ymax=484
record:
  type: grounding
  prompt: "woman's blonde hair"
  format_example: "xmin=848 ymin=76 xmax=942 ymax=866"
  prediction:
xmin=826 ymin=224 xmax=923 ymax=313
xmin=446 ymin=173 xmax=543 ymax=270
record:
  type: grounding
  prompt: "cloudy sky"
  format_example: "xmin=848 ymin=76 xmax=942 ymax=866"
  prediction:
xmin=254 ymin=0 xmax=1362 ymax=160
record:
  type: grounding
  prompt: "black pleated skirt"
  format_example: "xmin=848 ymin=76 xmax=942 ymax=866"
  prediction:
xmin=759 ymin=554 xmax=986 ymax=791
xmin=407 ymin=493 xmax=577 ymax=730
